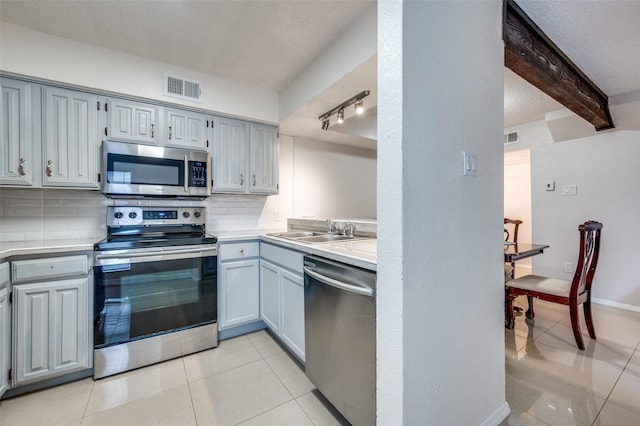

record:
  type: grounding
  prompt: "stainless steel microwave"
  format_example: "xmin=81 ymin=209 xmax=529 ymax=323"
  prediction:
xmin=101 ymin=141 xmax=211 ymax=199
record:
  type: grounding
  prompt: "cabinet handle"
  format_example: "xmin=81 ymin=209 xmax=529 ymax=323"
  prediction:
xmin=240 ymin=173 xmax=244 ymax=186
xmin=253 ymin=174 xmax=256 ymax=186
xmin=240 ymin=249 xmax=245 ymax=254
xmin=18 ymin=158 xmax=26 ymax=176
xmin=151 ymin=123 xmax=155 ymax=138
xmin=46 ymin=160 xmax=53 ymax=177
xmin=168 ymin=126 xmax=172 ymax=140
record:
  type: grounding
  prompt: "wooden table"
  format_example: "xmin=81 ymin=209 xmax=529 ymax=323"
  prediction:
xmin=504 ymin=243 xmax=549 ymax=263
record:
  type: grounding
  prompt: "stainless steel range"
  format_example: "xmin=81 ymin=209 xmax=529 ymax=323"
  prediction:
xmin=93 ymin=206 xmax=217 ymax=379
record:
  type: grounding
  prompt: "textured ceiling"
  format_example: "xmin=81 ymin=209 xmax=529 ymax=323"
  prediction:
xmin=0 ymin=0 xmax=374 ymax=91
xmin=1 ymin=0 xmax=638 ymax=138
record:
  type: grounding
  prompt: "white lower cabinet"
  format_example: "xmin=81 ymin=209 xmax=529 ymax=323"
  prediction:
xmin=12 ymin=277 xmax=89 ymax=386
xmin=259 ymin=243 xmax=305 ymax=362
xmin=218 ymin=241 xmax=260 ymax=330
xmin=0 ymin=262 xmax=10 ymax=399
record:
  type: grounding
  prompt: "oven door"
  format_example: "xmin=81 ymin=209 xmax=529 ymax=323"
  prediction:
xmin=93 ymin=245 xmax=217 ymax=349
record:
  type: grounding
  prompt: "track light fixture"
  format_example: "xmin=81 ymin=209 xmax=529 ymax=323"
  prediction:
xmin=318 ymin=90 xmax=370 ymax=130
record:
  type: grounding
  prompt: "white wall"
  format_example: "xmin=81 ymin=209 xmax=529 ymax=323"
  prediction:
xmin=378 ymin=1 xmax=507 ymax=425
xmin=504 ymin=149 xmax=532 ymax=268
xmin=531 ymin=128 xmax=640 ymax=309
xmin=291 ymin=137 xmax=376 ymax=219
xmin=0 ymin=22 xmax=278 ymax=123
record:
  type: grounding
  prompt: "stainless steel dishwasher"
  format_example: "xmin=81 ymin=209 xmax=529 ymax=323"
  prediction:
xmin=303 ymin=255 xmax=376 ymax=426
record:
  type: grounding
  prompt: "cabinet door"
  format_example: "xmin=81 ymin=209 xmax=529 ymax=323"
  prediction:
xmin=42 ymin=87 xmax=98 ymax=187
xmin=12 ymin=277 xmax=89 ymax=386
xmin=166 ymin=109 xmax=209 ymax=150
xmin=212 ymin=117 xmax=247 ymax=192
xmin=259 ymin=260 xmax=281 ymax=334
xmin=249 ymin=124 xmax=278 ymax=194
xmin=280 ymin=270 xmax=305 ymax=362
xmin=219 ymin=259 xmax=260 ymax=330
xmin=1 ymin=79 xmax=34 ymax=186
xmin=0 ymin=286 xmax=10 ymax=398
xmin=107 ymin=98 xmax=159 ymax=145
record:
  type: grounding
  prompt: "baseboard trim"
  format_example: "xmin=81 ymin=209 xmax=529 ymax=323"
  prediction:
xmin=592 ymin=297 xmax=640 ymax=313
xmin=480 ymin=401 xmax=511 ymax=426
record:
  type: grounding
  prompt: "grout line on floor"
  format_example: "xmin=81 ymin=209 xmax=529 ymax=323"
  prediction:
xmin=80 ymin=377 xmax=96 ymax=420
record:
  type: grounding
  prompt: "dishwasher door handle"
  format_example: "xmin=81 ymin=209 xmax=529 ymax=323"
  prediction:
xmin=304 ymin=266 xmax=375 ymax=298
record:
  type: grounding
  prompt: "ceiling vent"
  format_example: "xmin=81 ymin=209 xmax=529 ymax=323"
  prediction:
xmin=504 ymin=130 xmax=520 ymax=145
xmin=164 ymin=73 xmax=202 ymax=102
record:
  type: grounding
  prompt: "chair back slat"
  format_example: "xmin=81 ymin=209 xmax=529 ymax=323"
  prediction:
xmin=571 ymin=221 xmax=603 ymax=297
xmin=504 ymin=218 xmax=523 ymax=244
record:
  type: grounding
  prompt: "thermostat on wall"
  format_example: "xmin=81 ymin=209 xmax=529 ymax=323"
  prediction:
xmin=545 ymin=181 xmax=555 ymax=191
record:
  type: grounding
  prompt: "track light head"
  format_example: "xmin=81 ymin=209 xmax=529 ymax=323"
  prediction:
xmin=354 ymin=99 xmax=364 ymax=115
xmin=321 ymin=119 xmax=330 ymax=130
xmin=337 ymin=109 xmax=344 ymax=124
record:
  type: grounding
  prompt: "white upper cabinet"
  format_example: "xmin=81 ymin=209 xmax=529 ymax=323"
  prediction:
xmin=106 ymin=98 xmax=159 ymax=145
xmin=212 ymin=116 xmax=248 ymax=192
xmin=249 ymin=124 xmax=279 ymax=194
xmin=42 ymin=87 xmax=99 ymax=188
xmin=212 ymin=117 xmax=278 ymax=195
xmin=165 ymin=108 xmax=210 ymax=150
xmin=0 ymin=78 xmax=36 ymax=186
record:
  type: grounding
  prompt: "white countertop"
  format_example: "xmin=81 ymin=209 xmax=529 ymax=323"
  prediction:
xmin=0 ymin=232 xmax=377 ymax=271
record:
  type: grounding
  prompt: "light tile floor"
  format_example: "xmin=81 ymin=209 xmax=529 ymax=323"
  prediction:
xmin=1 ymin=294 xmax=639 ymax=425
xmin=0 ymin=330 xmax=348 ymax=426
xmin=501 ymin=267 xmax=640 ymax=425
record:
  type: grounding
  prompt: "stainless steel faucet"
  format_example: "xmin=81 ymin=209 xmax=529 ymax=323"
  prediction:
xmin=326 ymin=219 xmax=337 ymax=234
xmin=343 ymin=223 xmax=355 ymax=237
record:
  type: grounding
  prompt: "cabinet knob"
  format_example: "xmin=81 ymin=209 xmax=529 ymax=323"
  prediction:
xmin=253 ymin=174 xmax=256 ymax=186
xmin=240 ymin=248 xmax=245 ymax=254
xmin=46 ymin=160 xmax=53 ymax=177
xmin=168 ymin=126 xmax=172 ymax=140
xmin=151 ymin=123 xmax=155 ymax=138
xmin=18 ymin=158 xmax=26 ymax=176
xmin=240 ymin=173 xmax=244 ymax=186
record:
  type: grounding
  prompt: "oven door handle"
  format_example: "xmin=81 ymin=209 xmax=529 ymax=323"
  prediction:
xmin=96 ymin=246 xmax=217 ymax=260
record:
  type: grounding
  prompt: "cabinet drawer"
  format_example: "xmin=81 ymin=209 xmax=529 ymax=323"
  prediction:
xmin=218 ymin=241 xmax=259 ymax=261
xmin=260 ymin=243 xmax=303 ymax=274
xmin=1 ymin=262 xmax=9 ymax=289
xmin=11 ymin=254 xmax=89 ymax=283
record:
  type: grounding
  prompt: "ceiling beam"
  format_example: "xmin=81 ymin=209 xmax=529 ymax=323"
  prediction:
xmin=503 ymin=0 xmax=614 ymax=131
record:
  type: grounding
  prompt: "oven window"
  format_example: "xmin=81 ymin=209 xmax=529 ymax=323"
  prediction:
xmin=107 ymin=153 xmax=183 ymax=186
xmin=94 ymin=256 xmax=217 ymax=348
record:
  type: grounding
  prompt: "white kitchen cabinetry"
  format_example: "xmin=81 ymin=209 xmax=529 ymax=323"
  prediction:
xmin=10 ymin=254 xmax=91 ymax=387
xmin=106 ymin=98 xmax=159 ymax=145
xmin=218 ymin=241 xmax=261 ymax=330
xmin=165 ymin=108 xmax=210 ymax=150
xmin=259 ymin=243 xmax=305 ymax=362
xmin=249 ymin=124 xmax=279 ymax=194
xmin=0 ymin=263 xmax=10 ymax=399
xmin=0 ymin=78 xmax=37 ymax=186
xmin=212 ymin=117 xmax=247 ymax=192
xmin=42 ymin=87 xmax=99 ymax=188
xmin=212 ymin=117 xmax=278 ymax=195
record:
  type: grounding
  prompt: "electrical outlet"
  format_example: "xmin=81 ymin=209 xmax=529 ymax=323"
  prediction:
xmin=272 ymin=210 xmax=281 ymax=222
xmin=563 ymin=262 xmax=573 ymax=273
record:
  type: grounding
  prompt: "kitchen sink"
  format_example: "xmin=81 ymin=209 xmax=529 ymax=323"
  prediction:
xmin=266 ymin=231 xmax=372 ymax=244
xmin=267 ymin=231 xmax=325 ymax=238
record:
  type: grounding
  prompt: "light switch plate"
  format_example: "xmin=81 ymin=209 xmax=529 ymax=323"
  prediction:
xmin=463 ymin=151 xmax=477 ymax=176
xmin=562 ymin=184 xmax=577 ymax=196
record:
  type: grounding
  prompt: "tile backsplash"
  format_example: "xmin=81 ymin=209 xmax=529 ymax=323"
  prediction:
xmin=0 ymin=188 xmax=279 ymax=243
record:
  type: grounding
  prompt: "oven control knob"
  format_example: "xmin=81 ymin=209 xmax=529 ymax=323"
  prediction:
xmin=129 ymin=212 xmax=137 ymax=219
xmin=114 ymin=212 xmax=124 ymax=219
xmin=182 ymin=211 xmax=190 ymax=218
xmin=193 ymin=211 xmax=201 ymax=218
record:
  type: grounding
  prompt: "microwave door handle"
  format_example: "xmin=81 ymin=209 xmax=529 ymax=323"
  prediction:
xmin=184 ymin=155 xmax=189 ymax=192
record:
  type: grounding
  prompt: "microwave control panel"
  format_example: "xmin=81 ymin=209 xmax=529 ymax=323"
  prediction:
xmin=189 ymin=161 xmax=208 ymax=187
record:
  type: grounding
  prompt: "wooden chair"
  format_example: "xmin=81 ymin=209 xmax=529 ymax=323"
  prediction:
xmin=504 ymin=218 xmax=523 ymax=281
xmin=505 ymin=221 xmax=603 ymax=350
